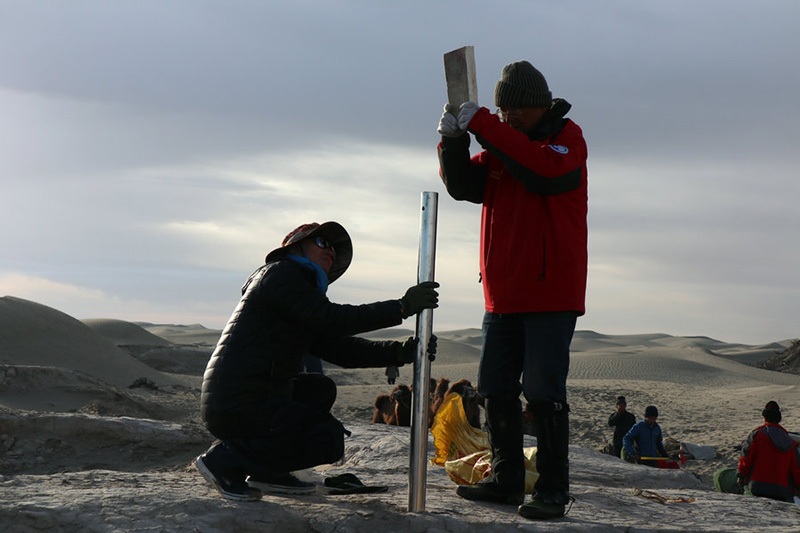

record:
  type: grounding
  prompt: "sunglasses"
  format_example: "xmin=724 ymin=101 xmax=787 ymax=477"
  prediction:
xmin=314 ymin=236 xmax=335 ymax=254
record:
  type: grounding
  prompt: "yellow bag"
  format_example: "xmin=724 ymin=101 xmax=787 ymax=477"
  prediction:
xmin=443 ymin=449 xmax=493 ymax=485
xmin=431 ymin=393 xmax=490 ymax=466
xmin=431 ymin=393 xmax=539 ymax=493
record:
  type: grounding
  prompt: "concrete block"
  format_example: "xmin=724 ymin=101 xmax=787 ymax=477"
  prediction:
xmin=443 ymin=46 xmax=478 ymax=110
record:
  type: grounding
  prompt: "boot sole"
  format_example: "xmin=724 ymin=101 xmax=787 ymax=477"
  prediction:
xmin=517 ymin=503 xmax=566 ymax=519
xmin=456 ymin=485 xmax=524 ymax=505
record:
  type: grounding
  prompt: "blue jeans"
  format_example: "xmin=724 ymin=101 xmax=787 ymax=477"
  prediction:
xmin=477 ymin=311 xmax=576 ymax=404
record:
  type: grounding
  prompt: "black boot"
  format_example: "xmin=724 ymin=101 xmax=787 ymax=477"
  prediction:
xmin=456 ymin=393 xmax=525 ymax=505
xmin=518 ymin=401 xmax=570 ymax=519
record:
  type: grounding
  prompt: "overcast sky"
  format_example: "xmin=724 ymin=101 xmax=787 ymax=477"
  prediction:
xmin=2 ymin=1 xmax=798 ymax=345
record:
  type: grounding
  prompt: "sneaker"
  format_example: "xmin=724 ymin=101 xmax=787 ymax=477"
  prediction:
xmin=195 ymin=454 xmax=262 ymax=502
xmin=247 ymin=472 xmax=316 ymax=495
xmin=517 ymin=495 xmax=574 ymax=519
xmin=455 ymin=481 xmax=524 ymax=506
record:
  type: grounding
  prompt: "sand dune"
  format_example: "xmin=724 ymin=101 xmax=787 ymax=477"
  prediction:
xmin=0 ymin=297 xmax=181 ymax=388
xmin=2 ymin=296 xmax=800 ymax=531
xmin=137 ymin=322 xmax=223 ymax=346
xmin=82 ymin=318 xmax=173 ymax=347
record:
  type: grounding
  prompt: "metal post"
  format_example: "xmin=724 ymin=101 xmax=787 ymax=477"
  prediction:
xmin=408 ymin=191 xmax=438 ymax=512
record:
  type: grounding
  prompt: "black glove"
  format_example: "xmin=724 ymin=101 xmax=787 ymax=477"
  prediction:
xmin=393 ymin=335 xmax=438 ymax=366
xmin=394 ymin=337 xmax=418 ymax=365
xmin=400 ymin=281 xmax=439 ymax=317
xmin=427 ymin=334 xmax=437 ymax=362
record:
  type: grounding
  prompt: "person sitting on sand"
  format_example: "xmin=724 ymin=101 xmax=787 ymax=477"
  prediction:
xmin=622 ymin=405 xmax=668 ymax=467
xmin=196 ymin=221 xmax=439 ymax=501
xmin=737 ymin=401 xmax=800 ymax=503
xmin=608 ymin=395 xmax=636 ymax=458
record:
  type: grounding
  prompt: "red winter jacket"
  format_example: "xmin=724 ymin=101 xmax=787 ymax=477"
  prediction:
xmin=738 ymin=422 xmax=800 ymax=501
xmin=438 ymin=100 xmax=588 ymax=314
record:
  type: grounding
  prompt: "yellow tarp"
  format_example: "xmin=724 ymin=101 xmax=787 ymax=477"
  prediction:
xmin=430 ymin=392 xmax=539 ymax=493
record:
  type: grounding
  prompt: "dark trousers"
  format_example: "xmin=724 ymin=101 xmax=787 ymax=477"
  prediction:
xmin=477 ymin=311 xmax=574 ymax=402
xmin=612 ymin=440 xmax=623 ymax=458
xmin=477 ymin=311 xmax=576 ymax=502
xmin=203 ymin=374 xmax=346 ymax=479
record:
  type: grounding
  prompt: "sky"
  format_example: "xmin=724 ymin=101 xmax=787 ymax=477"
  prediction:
xmin=1 ymin=1 xmax=798 ymax=345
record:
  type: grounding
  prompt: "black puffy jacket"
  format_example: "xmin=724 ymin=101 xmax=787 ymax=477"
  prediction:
xmin=201 ymin=258 xmax=405 ymax=437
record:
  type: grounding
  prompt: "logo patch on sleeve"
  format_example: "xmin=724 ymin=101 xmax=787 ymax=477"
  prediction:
xmin=547 ymin=144 xmax=569 ymax=154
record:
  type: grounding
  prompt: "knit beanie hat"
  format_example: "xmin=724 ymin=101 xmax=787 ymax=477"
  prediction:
xmin=644 ymin=405 xmax=659 ymax=418
xmin=494 ymin=61 xmax=553 ymax=108
xmin=616 ymin=396 xmax=627 ymax=405
xmin=762 ymin=401 xmax=782 ymax=423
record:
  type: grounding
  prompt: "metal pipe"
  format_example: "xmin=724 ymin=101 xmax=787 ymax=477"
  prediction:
xmin=408 ymin=191 xmax=438 ymax=512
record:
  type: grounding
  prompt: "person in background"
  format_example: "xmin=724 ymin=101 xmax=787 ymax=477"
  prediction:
xmin=737 ymin=401 xmax=800 ymax=502
xmin=437 ymin=59 xmax=588 ymax=520
xmin=622 ymin=405 xmax=668 ymax=467
xmin=608 ymin=396 xmax=636 ymax=458
xmin=385 ymin=365 xmax=399 ymax=385
xmin=196 ymin=221 xmax=439 ymax=501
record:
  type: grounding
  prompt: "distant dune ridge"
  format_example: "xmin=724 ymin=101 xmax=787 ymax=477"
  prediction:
xmin=1 ymin=294 xmax=800 ymax=531
xmin=0 ymin=296 xmax=181 ymax=388
xmin=82 ymin=318 xmax=174 ymax=347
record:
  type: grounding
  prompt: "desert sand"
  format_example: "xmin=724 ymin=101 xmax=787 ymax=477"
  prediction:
xmin=2 ymin=294 xmax=800 ymax=532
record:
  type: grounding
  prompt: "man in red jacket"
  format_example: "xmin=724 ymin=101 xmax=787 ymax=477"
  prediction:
xmin=737 ymin=401 xmax=800 ymax=502
xmin=437 ymin=60 xmax=588 ymax=520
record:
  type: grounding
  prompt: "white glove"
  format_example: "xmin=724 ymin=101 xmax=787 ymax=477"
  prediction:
xmin=437 ymin=103 xmax=464 ymax=138
xmin=457 ymin=101 xmax=479 ymax=130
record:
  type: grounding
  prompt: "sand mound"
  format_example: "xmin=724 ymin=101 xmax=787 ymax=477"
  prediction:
xmin=757 ymin=339 xmax=800 ymax=375
xmin=82 ymin=318 xmax=173 ymax=346
xmin=130 ymin=347 xmax=212 ymax=375
xmin=0 ymin=363 xmax=200 ymax=420
xmin=0 ymin=296 xmax=180 ymax=389
xmin=137 ymin=323 xmax=222 ymax=346
xmin=0 ymin=408 xmax=209 ymax=475
xmin=4 ymin=421 xmax=800 ymax=532
xmin=4 ymin=299 xmax=800 ymax=531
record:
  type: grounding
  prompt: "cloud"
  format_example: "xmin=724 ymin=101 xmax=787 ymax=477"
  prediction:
xmin=1 ymin=1 xmax=799 ymax=344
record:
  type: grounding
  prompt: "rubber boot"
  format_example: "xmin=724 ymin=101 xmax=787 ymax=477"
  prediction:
xmin=456 ymin=393 xmax=525 ymax=505
xmin=518 ymin=401 xmax=570 ymax=519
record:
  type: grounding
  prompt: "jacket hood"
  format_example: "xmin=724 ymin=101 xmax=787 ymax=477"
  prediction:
xmin=762 ymin=423 xmax=795 ymax=452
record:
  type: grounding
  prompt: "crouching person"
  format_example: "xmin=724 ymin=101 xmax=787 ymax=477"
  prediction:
xmin=737 ymin=401 xmax=800 ymax=503
xmin=196 ymin=221 xmax=439 ymax=501
xmin=622 ymin=405 xmax=668 ymax=467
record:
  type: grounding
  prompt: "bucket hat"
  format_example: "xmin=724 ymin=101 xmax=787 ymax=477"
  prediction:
xmin=265 ymin=221 xmax=352 ymax=282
